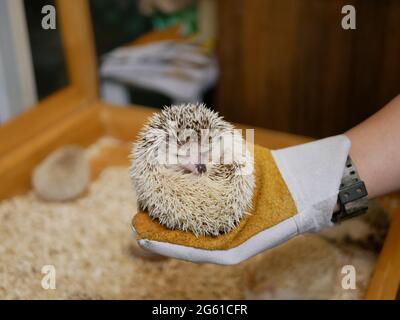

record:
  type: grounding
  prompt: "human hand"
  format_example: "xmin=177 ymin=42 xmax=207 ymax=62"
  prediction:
xmin=132 ymin=135 xmax=351 ymax=264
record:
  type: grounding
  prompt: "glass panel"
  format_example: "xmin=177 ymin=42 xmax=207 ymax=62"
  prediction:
xmin=24 ymin=0 xmax=68 ymax=100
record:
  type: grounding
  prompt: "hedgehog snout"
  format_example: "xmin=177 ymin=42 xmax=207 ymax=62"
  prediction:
xmin=195 ymin=164 xmax=207 ymax=174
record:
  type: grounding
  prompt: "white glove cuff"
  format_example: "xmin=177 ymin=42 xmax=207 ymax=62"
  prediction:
xmin=272 ymin=135 xmax=351 ymax=233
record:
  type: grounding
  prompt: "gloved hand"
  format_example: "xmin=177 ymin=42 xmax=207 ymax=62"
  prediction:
xmin=132 ymin=135 xmax=351 ymax=265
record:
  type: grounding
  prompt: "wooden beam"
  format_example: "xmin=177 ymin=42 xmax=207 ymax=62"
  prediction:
xmin=366 ymin=210 xmax=400 ymax=299
xmin=56 ymin=0 xmax=98 ymax=99
xmin=99 ymin=103 xmax=311 ymax=148
xmin=100 ymin=103 xmax=159 ymax=141
xmin=0 ymin=87 xmax=90 ymax=157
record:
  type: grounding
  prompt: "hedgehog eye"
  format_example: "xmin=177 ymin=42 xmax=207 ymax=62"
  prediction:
xmin=177 ymin=136 xmax=190 ymax=146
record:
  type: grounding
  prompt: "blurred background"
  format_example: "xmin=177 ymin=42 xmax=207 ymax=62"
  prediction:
xmin=1 ymin=0 xmax=400 ymax=137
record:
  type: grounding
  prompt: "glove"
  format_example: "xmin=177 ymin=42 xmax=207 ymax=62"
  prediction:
xmin=132 ymin=135 xmax=351 ymax=265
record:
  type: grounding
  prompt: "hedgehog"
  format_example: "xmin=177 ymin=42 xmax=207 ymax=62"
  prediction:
xmin=32 ymin=145 xmax=90 ymax=201
xmin=130 ymin=103 xmax=254 ymax=236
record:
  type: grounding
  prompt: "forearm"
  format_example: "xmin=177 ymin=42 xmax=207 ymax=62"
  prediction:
xmin=345 ymin=95 xmax=400 ymax=199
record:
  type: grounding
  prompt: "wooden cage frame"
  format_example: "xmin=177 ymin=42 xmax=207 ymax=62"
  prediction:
xmin=0 ymin=0 xmax=398 ymax=300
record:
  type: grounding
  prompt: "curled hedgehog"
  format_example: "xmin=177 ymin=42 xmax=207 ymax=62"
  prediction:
xmin=130 ymin=103 xmax=254 ymax=236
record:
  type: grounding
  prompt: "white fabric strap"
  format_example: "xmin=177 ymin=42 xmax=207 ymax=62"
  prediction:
xmin=272 ymin=135 xmax=351 ymax=233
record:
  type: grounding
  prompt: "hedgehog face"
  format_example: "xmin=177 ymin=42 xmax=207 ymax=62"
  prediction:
xmin=172 ymin=130 xmax=229 ymax=175
xmin=143 ymin=104 xmax=243 ymax=176
xmin=168 ymin=127 xmax=210 ymax=175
